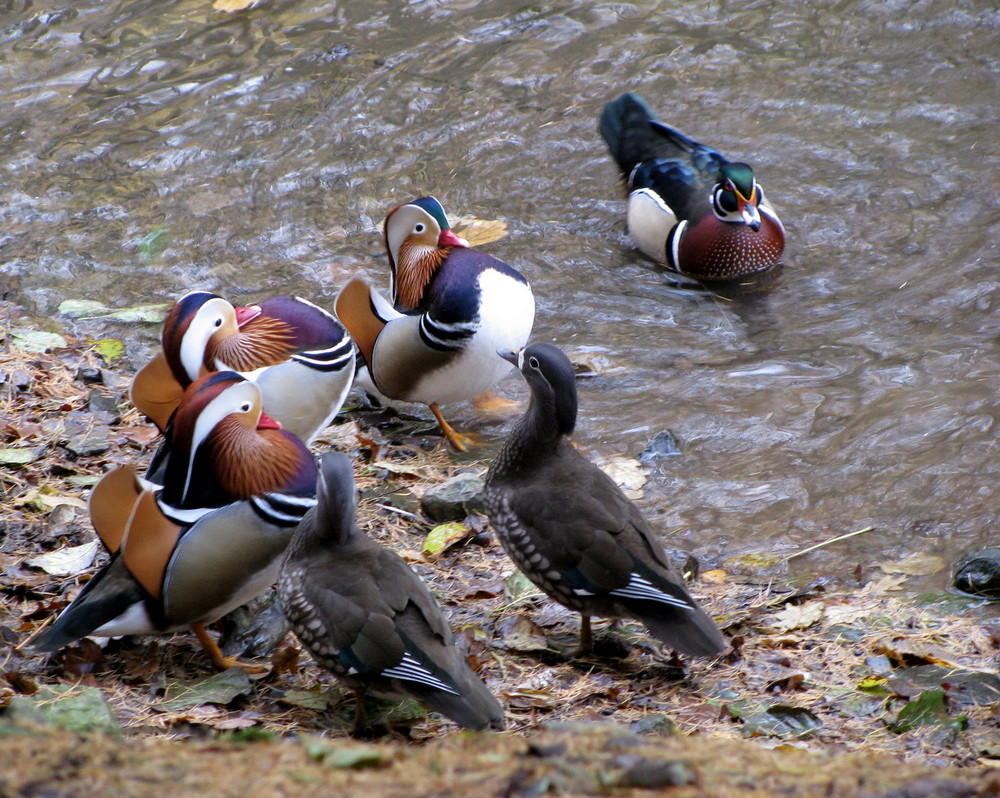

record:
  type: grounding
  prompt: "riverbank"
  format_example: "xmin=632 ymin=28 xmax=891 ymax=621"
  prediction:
xmin=1 ymin=312 xmax=997 ymax=796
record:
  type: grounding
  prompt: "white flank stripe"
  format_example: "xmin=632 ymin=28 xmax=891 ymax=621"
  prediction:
xmin=610 ymin=573 xmax=693 ymax=610
xmin=382 ymin=653 xmax=459 ymax=695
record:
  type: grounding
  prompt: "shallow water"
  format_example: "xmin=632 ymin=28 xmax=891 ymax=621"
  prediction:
xmin=1 ymin=0 xmax=998 ymax=590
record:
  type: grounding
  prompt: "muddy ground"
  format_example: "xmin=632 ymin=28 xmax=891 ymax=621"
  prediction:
xmin=1 ymin=311 xmax=998 ymax=797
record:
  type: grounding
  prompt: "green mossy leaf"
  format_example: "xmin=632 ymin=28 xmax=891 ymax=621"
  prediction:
xmin=156 ymin=667 xmax=253 ymax=712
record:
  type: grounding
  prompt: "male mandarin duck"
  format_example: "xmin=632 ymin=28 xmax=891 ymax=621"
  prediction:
xmin=599 ymin=92 xmax=785 ymax=281
xmin=131 ymin=291 xmax=355 ymax=444
xmin=30 ymin=372 xmax=318 ymax=671
xmin=484 ymin=343 xmax=727 ymax=657
xmin=335 ymin=196 xmax=534 ymax=452
xmin=279 ymin=452 xmax=505 ymax=732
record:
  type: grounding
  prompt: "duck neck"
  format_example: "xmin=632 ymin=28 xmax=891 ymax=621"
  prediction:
xmin=495 ymin=393 xmax=569 ymax=476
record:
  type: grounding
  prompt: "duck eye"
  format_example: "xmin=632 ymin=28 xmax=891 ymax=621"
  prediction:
xmin=718 ymin=191 xmax=738 ymax=213
xmin=528 ymin=356 xmax=540 ymax=369
xmin=414 ymin=223 xmax=425 ymax=233
xmin=240 ymin=402 xmax=251 ymax=413
xmin=214 ymin=318 xmax=223 ymax=327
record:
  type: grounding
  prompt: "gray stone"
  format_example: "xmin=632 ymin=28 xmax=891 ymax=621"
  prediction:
xmin=421 ymin=473 xmax=485 ymax=522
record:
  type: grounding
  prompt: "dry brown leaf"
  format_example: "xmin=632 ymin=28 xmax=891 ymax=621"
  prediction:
xmin=700 ymin=569 xmax=728 ymax=585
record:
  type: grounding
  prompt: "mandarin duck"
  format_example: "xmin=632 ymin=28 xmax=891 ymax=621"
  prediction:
xmin=484 ymin=343 xmax=727 ymax=657
xmin=335 ymin=196 xmax=534 ymax=452
xmin=279 ymin=452 xmax=505 ymax=732
xmin=131 ymin=291 xmax=355 ymax=444
xmin=599 ymin=92 xmax=785 ymax=281
xmin=30 ymin=372 xmax=318 ymax=671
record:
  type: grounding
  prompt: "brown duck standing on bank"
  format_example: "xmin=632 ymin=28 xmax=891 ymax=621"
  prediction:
xmin=30 ymin=372 xmax=318 ymax=671
xmin=279 ymin=451 xmax=505 ymax=732
xmin=484 ymin=343 xmax=727 ymax=657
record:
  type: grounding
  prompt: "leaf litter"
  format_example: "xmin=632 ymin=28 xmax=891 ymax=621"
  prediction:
xmin=1 ymin=315 xmax=999 ymax=796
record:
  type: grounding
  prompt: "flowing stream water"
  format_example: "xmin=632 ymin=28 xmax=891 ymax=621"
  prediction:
xmin=1 ymin=0 xmax=998 ymax=593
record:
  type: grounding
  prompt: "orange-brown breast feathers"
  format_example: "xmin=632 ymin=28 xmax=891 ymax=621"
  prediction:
xmin=130 ymin=352 xmax=184 ymax=432
xmin=120 ymin=490 xmax=182 ymax=600
xmin=88 ymin=466 xmax=143 ymax=553
xmin=335 ymin=277 xmax=385 ymax=366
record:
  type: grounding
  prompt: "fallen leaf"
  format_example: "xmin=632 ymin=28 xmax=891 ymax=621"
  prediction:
xmin=14 ymin=488 xmax=88 ymax=512
xmin=155 ymin=668 xmax=252 ymax=712
xmin=279 ymin=688 xmax=333 ymax=711
xmin=878 ymin=553 xmax=947 ymax=577
xmin=0 ymin=447 xmax=43 ymax=466
xmin=450 ymin=216 xmax=508 ymax=247
xmin=371 ymin=460 xmax=430 ymax=479
xmin=700 ymin=569 xmax=728 ymax=585
xmin=889 ymin=688 xmax=960 ymax=733
xmin=214 ymin=0 xmax=262 ymax=10
xmin=498 ymin=614 xmax=548 ymax=652
xmin=875 ymin=637 xmax=959 ymax=668
xmin=503 ymin=571 xmax=544 ymax=605
xmin=596 ymin=455 xmax=647 ymax=500
xmin=422 ymin=522 xmax=469 ymax=558
xmin=58 ymin=300 xmax=106 ymax=319
xmin=762 ymin=602 xmax=825 ymax=634
xmin=26 ymin=540 xmax=99 ymax=576
xmin=93 ymin=339 xmax=125 ymax=364
xmin=10 ymin=330 xmax=67 ymax=353
xmin=302 ymin=736 xmax=387 ymax=768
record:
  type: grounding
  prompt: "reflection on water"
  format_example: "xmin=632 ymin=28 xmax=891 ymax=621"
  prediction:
xmin=1 ymin=0 xmax=998 ymax=589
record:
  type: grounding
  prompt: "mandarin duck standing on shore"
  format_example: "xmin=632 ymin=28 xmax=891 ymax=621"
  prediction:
xmin=279 ymin=452 xmax=505 ymax=732
xmin=484 ymin=343 xmax=727 ymax=657
xmin=335 ymin=196 xmax=534 ymax=451
xmin=600 ymin=92 xmax=785 ymax=282
xmin=30 ymin=372 xmax=318 ymax=671
xmin=131 ymin=291 xmax=355 ymax=444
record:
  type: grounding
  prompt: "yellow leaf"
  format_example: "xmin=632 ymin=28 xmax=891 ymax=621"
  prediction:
xmin=450 ymin=217 xmax=509 ymax=247
xmin=422 ymin=523 xmax=468 ymax=558
xmin=213 ymin=0 xmax=261 ymax=10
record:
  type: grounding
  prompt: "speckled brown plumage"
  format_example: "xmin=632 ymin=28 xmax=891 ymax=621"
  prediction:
xmin=279 ymin=452 xmax=504 ymax=732
xmin=485 ymin=343 xmax=727 ymax=657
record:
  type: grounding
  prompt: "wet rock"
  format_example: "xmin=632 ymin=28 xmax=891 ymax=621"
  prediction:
xmin=723 ymin=551 xmax=788 ymax=580
xmin=75 ymin=366 xmax=103 ymax=385
xmin=952 ymin=547 xmax=1000 ymax=599
xmin=87 ymin=387 xmax=121 ymax=414
xmin=664 ymin=548 xmax=700 ymax=580
xmin=420 ymin=473 xmax=485 ymax=522
xmin=639 ymin=430 xmax=681 ymax=464
xmin=2 ymin=368 xmax=33 ymax=391
xmin=7 ymin=685 xmax=121 ymax=736
xmin=614 ymin=755 xmax=694 ymax=789
xmin=629 ymin=713 xmax=677 ymax=736
xmin=64 ymin=429 xmax=112 ymax=458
